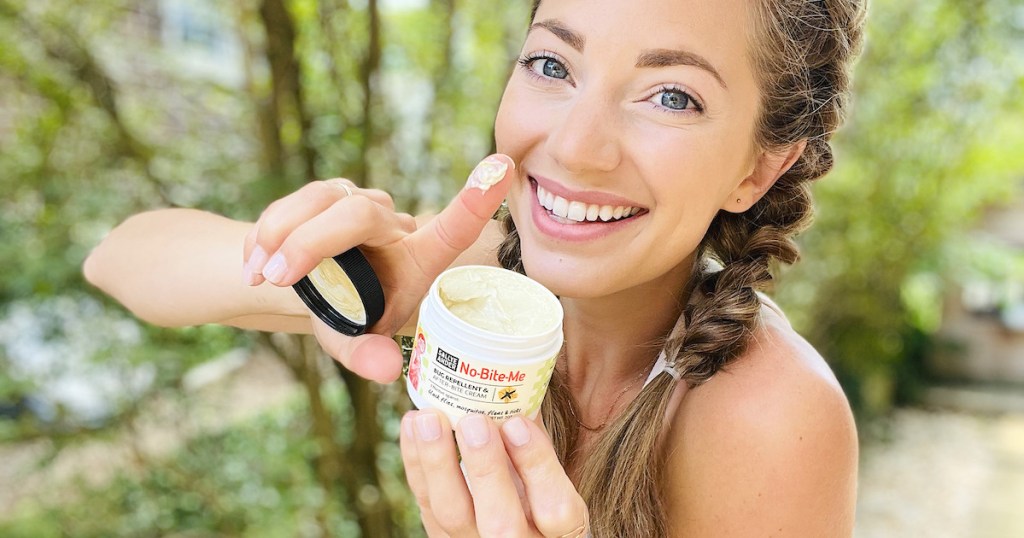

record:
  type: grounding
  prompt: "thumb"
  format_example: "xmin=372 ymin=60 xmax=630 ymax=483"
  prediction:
xmin=407 ymin=154 xmax=515 ymax=276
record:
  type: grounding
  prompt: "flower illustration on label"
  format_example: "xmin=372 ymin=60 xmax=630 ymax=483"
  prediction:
xmin=409 ymin=332 xmax=426 ymax=391
xmin=498 ymin=387 xmax=518 ymax=403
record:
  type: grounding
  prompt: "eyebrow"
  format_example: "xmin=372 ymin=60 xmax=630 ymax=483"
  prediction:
xmin=636 ymin=48 xmax=728 ymax=89
xmin=529 ymin=19 xmax=728 ymax=90
xmin=529 ymin=19 xmax=585 ymax=52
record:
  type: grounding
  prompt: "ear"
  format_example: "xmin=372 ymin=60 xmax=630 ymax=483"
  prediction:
xmin=723 ymin=140 xmax=807 ymax=213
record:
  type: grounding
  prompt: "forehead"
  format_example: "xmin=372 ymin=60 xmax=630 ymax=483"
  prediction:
xmin=532 ymin=0 xmax=756 ymax=86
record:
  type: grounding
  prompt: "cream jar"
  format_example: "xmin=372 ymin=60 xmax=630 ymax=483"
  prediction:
xmin=406 ymin=265 xmax=564 ymax=425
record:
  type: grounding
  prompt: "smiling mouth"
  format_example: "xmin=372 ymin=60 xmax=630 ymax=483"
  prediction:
xmin=532 ymin=179 xmax=646 ymax=224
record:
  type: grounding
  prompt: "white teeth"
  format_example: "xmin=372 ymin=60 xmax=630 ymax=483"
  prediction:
xmin=535 ymin=184 xmax=640 ymax=223
xmin=552 ymin=196 xmax=569 ymax=218
xmin=567 ymin=201 xmax=587 ymax=221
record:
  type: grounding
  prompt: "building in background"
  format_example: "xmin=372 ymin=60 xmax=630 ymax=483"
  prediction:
xmin=930 ymin=192 xmax=1024 ymax=386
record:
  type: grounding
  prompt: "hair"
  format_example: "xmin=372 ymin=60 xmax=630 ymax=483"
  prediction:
xmin=498 ymin=0 xmax=867 ymax=535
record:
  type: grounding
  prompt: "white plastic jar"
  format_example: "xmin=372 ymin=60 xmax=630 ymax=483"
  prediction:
xmin=406 ymin=265 xmax=564 ymax=425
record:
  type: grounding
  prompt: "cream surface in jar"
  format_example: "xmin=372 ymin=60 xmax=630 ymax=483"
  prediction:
xmin=407 ymin=266 xmax=564 ymax=425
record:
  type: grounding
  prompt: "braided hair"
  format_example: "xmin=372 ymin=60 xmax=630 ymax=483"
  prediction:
xmin=499 ymin=0 xmax=866 ymax=535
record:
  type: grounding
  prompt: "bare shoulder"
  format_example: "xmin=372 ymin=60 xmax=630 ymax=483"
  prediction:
xmin=664 ymin=307 xmax=858 ymax=537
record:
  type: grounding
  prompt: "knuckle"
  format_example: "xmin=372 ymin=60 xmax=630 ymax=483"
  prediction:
xmin=433 ymin=217 xmax=464 ymax=252
xmin=256 ymin=212 xmax=291 ymax=243
xmin=478 ymin=521 xmax=523 ymax=538
xmin=283 ymin=232 xmax=320 ymax=261
xmin=463 ymin=461 xmax=504 ymax=483
xmin=366 ymin=188 xmax=391 ymax=200
xmin=533 ymin=498 xmax=583 ymax=535
xmin=340 ymin=196 xmax=379 ymax=226
xmin=431 ymin=503 xmax=474 ymax=535
xmin=323 ymin=177 xmax=355 ymax=186
xmin=306 ymin=181 xmax=342 ymax=201
xmin=398 ymin=213 xmax=417 ymax=231
xmin=411 ymin=490 xmax=432 ymax=511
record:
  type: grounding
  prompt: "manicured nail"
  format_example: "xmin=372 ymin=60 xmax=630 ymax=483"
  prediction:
xmin=459 ymin=413 xmax=490 ymax=448
xmin=502 ymin=416 xmax=531 ymax=447
xmin=244 ymin=245 xmax=269 ymax=285
xmin=401 ymin=413 xmax=415 ymax=440
xmin=261 ymin=252 xmax=288 ymax=284
xmin=464 ymin=155 xmax=511 ymax=193
xmin=415 ymin=413 xmax=441 ymax=442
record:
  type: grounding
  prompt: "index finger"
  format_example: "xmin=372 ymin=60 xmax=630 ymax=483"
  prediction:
xmin=407 ymin=154 xmax=515 ymax=277
xmin=500 ymin=416 xmax=588 ymax=538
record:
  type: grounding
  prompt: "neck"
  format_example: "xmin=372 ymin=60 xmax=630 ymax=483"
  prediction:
xmin=560 ymin=256 xmax=695 ymax=393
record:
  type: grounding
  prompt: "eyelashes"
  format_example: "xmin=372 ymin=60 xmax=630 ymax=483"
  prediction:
xmin=516 ymin=52 xmax=706 ymax=116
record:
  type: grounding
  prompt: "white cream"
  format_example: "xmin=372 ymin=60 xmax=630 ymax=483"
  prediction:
xmin=408 ymin=266 xmax=564 ymax=425
xmin=465 ymin=156 xmax=508 ymax=193
xmin=439 ymin=267 xmax=559 ymax=336
xmin=307 ymin=258 xmax=366 ymax=324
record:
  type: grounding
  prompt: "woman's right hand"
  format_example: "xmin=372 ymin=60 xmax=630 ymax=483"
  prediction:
xmin=242 ymin=154 xmax=515 ymax=384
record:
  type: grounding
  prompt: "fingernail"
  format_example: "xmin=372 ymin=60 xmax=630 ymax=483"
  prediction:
xmin=415 ymin=413 xmax=441 ymax=442
xmin=502 ymin=416 xmax=531 ymax=447
xmin=244 ymin=245 xmax=269 ymax=285
xmin=459 ymin=413 xmax=490 ymax=448
xmin=464 ymin=155 xmax=511 ymax=193
xmin=401 ymin=413 xmax=415 ymax=440
xmin=262 ymin=252 xmax=288 ymax=284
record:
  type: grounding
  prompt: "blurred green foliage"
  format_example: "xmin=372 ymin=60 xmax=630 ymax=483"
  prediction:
xmin=0 ymin=0 xmax=1022 ymax=534
xmin=1 ymin=387 xmax=421 ymax=537
xmin=777 ymin=0 xmax=1024 ymax=417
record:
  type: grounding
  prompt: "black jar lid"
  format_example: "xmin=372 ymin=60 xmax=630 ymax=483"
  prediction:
xmin=292 ymin=247 xmax=385 ymax=336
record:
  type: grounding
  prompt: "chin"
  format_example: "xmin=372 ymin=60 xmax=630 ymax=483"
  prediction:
xmin=518 ymin=243 xmax=619 ymax=299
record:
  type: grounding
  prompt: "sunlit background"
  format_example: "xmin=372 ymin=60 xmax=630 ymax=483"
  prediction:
xmin=1 ymin=0 xmax=1022 ymax=536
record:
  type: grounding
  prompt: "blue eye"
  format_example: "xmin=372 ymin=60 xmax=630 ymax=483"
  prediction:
xmin=540 ymin=58 xmax=568 ymax=79
xmin=661 ymin=90 xmax=691 ymax=110
xmin=518 ymin=53 xmax=572 ymax=82
xmin=649 ymin=86 xmax=704 ymax=115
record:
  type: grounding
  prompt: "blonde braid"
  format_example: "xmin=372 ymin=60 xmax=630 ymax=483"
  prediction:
xmin=493 ymin=1 xmax=866 ymax=534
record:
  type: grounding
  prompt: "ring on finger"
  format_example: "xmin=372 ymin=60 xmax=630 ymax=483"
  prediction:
xmin=325 ymin=179 xmax=354 ymax=198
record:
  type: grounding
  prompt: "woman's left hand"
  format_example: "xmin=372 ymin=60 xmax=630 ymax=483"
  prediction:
xmin=400 ymin=410 xmax=590 ymax=538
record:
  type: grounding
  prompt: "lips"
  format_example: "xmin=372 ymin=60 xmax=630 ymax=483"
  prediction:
xmin=536 ymin=183 xmax=642 ymax=223
xmin=525 ymin=175 xmax=647 ymax=241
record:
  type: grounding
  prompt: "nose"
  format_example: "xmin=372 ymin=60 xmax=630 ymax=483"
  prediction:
xmin=544 ymin=89 xmax=622 ymax=175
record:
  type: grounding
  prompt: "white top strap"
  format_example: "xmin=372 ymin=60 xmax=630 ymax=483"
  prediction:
xmin=643 ymin=350 xmax=681 ymax=387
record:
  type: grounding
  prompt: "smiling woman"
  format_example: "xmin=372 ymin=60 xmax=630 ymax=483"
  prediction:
xmin=84 ymin=0 xmax=867 ymax=536
xmin=490 ymin=0 xmax=866 ymax=535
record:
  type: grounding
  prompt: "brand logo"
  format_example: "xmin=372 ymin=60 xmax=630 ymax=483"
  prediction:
xmin=436 ymin=348 xmax=459 ymax=372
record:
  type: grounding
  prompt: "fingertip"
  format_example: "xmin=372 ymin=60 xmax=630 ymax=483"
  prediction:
xmin=347 ymin=334 xmax=404 ymax=383
xmin=463 ymin=154 xmax=516 ymax=199
xmin=401 ymin=411 xmax=416 ymax=441
xmin=243 ymin=244 xmax=271 ymax=285
xmin=501 ymin=415 xmax=532 ymax=448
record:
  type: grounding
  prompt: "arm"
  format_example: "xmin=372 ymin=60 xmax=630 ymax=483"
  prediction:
xmin=83 ymin=207 xmax=506 ymax=335
xmin=83 ymin=208 xmax=313 ymax=333
xmin=87 ymin=155 xmax=514 ymax=383
xmin=665 ymin=322 xmax=858 ymax=536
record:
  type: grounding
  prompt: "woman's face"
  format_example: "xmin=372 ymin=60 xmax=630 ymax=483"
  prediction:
xmin=495 ymin=0 xmax=763 ymax=300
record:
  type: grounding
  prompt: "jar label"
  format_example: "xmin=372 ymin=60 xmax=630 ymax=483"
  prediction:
xmin=409 ymin=325 xmax=558 ymax=421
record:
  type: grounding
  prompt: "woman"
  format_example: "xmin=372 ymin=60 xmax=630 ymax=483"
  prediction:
xmin=85 ymin=0 xmax=866 ymax=535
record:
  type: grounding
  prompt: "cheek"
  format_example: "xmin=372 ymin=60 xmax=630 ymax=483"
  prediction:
xmin=635 ymin=127 xmax=753 ymax=214
xmin=494 ymin=84 xmax=553 ymax=160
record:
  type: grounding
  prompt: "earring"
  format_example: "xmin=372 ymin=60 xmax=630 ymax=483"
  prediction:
xmin=736 ymin=198 xmax=742 ymax=204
